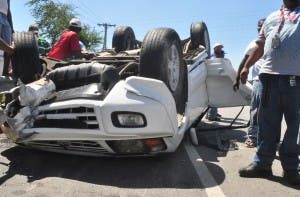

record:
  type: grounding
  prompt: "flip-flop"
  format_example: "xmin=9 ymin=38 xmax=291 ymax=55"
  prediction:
xmin=245 ymin=138 xmax=257 ymax=148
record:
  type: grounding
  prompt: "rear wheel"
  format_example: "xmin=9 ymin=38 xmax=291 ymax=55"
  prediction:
xmin=190 ymin=22 xmax=211 ymax=56
xmin=12 ymin=32 xmax=41 ymax=84
xmin=112 ymin=26 xmax=136 ymax=52
xmin=140 ymin=28 xmax=187 ymax=114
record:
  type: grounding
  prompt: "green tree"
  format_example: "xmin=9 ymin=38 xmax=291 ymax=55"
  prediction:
xmin=27 ymin=0 xmax=101 ymax=50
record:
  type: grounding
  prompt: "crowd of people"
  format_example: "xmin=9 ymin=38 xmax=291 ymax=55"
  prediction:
xmin=203 ymin=0 xmax=299 ymax=186
xmin=0 ymin=0 xmax=299 ymax=186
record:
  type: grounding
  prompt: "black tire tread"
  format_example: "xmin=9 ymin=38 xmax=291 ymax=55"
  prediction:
xmin=190 ymin=22 xmax=211 ymax=56
xmin=140 ymin=28 xmax=186 ymax=114
xmin=12 ymin=32 xmax=41 ymax=84
xmin=112 ymin=26 xmax=136 ymax=52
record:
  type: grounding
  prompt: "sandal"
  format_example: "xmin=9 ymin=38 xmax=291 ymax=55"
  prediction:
xmin=245 ymin=138 xmax=257 ymax=148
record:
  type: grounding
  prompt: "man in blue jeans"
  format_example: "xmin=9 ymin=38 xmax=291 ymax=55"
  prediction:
xmin=239 ymin=0 xmax=300 ymax=185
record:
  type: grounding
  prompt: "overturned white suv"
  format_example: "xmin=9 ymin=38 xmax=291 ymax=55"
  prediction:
xmin=0 ymin=22 xmax=252 ymax=156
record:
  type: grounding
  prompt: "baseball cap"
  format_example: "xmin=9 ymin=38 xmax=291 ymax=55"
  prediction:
xmin=28 ymin=24 xmax=39 ymax=34
xmin=213 ymin=43 xmax=223 ymax=49
xmin=69 ymin=18 xmax=82 ymax=28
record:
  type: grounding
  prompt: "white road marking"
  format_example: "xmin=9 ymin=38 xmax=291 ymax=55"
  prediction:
xmin=184 ymin=142 xmax=226 ymax=197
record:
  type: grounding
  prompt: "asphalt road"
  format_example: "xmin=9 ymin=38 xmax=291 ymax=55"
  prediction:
xmin=0 ymin=107 xmax=299 ymax=197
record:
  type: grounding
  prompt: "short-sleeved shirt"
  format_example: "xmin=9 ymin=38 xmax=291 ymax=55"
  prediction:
xmin=244 ymin=40 xmax=264 ymax=80
xmin=0 ymin=0 xmax=8 ymax=15
xmin=258 ymin=6 xmax=300 ymax=76
xmin=47 ymin=30 xmax=81 ymax=60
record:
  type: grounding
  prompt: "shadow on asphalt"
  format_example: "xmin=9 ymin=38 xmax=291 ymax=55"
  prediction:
xmin=267 ymin=175 xmax=300 ymax=190
xmin=0 ymin=143 xmax=226 ymax=189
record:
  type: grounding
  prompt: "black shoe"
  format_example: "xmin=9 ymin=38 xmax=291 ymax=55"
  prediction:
xmin=283 ymin=170 xmax=300 ymax=185
xmin=216 ymin=113 xmax=222 ymax=117
xmin=207 ymin=117 xmax=221 ymax=121
xmin=239 ymin=163 xmax=273 ymax=178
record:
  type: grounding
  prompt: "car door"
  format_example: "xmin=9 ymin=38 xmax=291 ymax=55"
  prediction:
xmin=205 ymin=58 xmax=252 ymax=108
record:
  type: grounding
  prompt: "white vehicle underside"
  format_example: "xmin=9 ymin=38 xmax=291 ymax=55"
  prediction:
xmin=0 ymin=23 xmax=252 ymax=156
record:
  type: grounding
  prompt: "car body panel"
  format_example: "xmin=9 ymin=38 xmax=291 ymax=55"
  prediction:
xmin=205 ymin=58 xmax=252 ymax=107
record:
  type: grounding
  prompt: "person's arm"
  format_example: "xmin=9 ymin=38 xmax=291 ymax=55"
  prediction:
xmin=0 ymin=38 xmax=14 ymax=54
xmin=240 ymin=41 xmax=264 ymax=84
xmin=233 ymin=54 xmax=249 ymax=91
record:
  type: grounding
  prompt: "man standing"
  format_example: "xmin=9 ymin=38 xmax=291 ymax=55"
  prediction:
xmin=47 ymin=18 xmax=82 ymax=60
xmin=234 ymin=18 xmax=265 ymax=148
xmin=239 ymin=0 xmax=300 ymax=185
xmin=206 ymin=43 xmax=224 ymax=121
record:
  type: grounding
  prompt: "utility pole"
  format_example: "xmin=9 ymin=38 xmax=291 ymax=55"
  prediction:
xmin=97 ymin=23 xmax=116 ymax=50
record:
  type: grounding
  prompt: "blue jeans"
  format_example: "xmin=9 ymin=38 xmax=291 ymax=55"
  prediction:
xmin=0 ymin=13 xmax=12 ymax=44
xmin=254 ymin=74 xmax=300 ymax=170
xmin=247 ymin=80 xmax=261 ymax=142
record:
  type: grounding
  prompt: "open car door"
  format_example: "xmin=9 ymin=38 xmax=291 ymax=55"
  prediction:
xmin=205 ymin=58 xmax=252 ymax=108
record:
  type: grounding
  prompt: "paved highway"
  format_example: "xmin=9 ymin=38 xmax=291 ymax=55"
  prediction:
xmin=0 ymin=107 xmax=299 ymax=197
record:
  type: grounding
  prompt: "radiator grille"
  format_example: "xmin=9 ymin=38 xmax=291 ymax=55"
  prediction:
xmin=36 ymin=107 xmax=99 ymax=129
xmin=25 ymin=140 xmax=109 ymax=154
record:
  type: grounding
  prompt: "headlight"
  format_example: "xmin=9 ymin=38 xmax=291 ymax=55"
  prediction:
xmin=111 ymin=112 xmax=146 ymax=128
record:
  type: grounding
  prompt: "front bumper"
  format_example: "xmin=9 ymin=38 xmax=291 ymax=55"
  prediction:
xmin=3 ymin=77 xmax=182 ymax=156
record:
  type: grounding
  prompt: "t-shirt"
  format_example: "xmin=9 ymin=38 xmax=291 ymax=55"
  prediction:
xmin=0 ymin=0 xmax=8 ymax=15
xmin=47 ymin=30 xmax=81 ymax=60
xmin=258 ymin=6 xmax=300 ymax=76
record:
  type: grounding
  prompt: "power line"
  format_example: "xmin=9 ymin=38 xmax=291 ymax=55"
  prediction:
xmin=75 ymin=0 xmax=99 ymax=17
xmin=97 ymin=23 xmax=116 ymax=50
xmin=67 ymin=0 xmax=99 ymax=24
xmin=74 ymin=0 xmax=100 ymax=20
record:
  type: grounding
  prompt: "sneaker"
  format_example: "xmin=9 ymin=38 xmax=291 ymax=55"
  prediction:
xmin=239 ymin=163 xmax=273 ymax=178
xmin=216 ymin=113 xmax=222 ymax=117
xmin=283 ymin=170 xmax=300 ymax=185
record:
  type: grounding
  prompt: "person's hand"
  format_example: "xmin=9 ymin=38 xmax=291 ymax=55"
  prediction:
xmin=233 ymin=79 xmax=240 ymax=91
xmin=6 ymin=42 xmax=15 ymax=56
xmin=240 ymin=67 xmax=249 ymax=84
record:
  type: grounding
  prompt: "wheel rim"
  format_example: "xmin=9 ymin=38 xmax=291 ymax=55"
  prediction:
xmin=167 ymin=44 xmax=180 ymax=92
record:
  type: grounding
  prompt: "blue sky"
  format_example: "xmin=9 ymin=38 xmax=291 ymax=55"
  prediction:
xmin=11 ymin=0 xmax=282 ymax=69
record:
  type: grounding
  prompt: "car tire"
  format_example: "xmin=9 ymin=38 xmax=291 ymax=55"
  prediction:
xmin=190 ymin=22 xmax=211 ymax=56
xmin=140 ymin=28 xmax=187 ymax=114
xmin=12 ymin=32 xmax=41 ymax=84
xmin=47 ymin=62 xmax=119 ymax=91
xmin=112 ymin=26 xmax=136 ymax=52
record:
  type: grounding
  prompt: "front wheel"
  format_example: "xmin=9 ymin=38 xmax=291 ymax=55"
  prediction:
xmin=139 ymin=28 xmax=187 ymax=114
